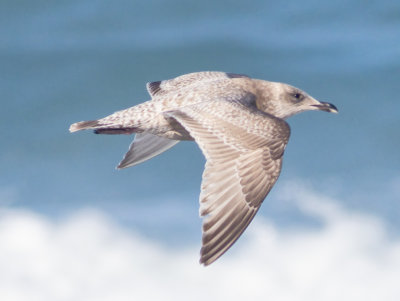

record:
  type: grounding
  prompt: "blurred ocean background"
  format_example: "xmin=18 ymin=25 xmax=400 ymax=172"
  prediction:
xmin=1 ymin=0 xmax=400 ymax=300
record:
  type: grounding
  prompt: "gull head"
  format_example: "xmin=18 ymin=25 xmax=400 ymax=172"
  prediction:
xmin=256 ymin=81 xmax=338 ymax=119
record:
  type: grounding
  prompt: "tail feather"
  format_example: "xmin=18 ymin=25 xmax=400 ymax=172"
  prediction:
xmin=69 ymin=120 xmax=100 ymax=132
xmin=69 ymin=120 xmax=138 ymax=135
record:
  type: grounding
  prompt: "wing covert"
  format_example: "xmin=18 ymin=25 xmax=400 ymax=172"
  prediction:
xmin=146 ymin=71 xmax=249 ymax=98
xmin=165 ymin=99 xmax=290 ymax=265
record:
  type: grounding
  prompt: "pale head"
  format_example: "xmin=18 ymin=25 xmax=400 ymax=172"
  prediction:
xmin=255 ymin=80 xmax=338 ymax=119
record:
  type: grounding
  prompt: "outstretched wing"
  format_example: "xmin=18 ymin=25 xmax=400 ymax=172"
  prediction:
xmin=146 ymin=71 xmax=248 ymax=98
xmin=117 ymin=133 xmax=179 ymax=169
xmin=165 ymin=99 xmax=290 ymax=265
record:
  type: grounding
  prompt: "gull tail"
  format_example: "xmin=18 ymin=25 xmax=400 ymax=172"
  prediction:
xmin=69 ymin=120 xmax=137 ymax=135
xmin=69 ymin=120 xmax=100 ymax=132
xmin=69 ymin=120 xmax=179 ymax=168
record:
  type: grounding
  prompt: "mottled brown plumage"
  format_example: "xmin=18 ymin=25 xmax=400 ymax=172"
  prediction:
xmin=69 ymin=71 xmax=338 ymax=265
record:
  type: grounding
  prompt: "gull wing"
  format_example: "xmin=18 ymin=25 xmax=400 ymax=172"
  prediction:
xmin=165 ymin=99 xmax=290 ymax=265
xmin=146 ymin=71 xmax=248 ymax=97
xmin=117 ymin=133 xmax=179 ymax=169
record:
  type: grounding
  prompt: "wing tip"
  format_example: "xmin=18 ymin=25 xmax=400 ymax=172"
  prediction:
xmin=199 ymin=246 xmax=226 ymax=266
xmin=146 ymin=80 xmax=162 ymax=96
xmin=115 ymin=163 xmax=124 ymax=170
xmin=199 ymin=254 xmax=214 ymax=266
xmin=116 ymin=160 xmax=134 ymax=170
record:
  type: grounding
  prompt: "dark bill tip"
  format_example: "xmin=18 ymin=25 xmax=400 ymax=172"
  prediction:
xmin=312 ymin=102 xmax=338 ymax=113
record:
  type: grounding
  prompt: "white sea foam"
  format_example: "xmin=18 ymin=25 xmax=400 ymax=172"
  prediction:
xmin=1 ymin=184 xmax=399 ymax=301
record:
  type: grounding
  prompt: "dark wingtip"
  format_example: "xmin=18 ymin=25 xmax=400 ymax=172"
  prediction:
xmin=199 ymin=256 xmax=210 ymax=266
xmin=226 ymin=72 xmax=249 ymax=79
xmin=147 ymin=81 xmax=162 ymax=96
xmin=94 ymin=128 xmax=137 ymax=135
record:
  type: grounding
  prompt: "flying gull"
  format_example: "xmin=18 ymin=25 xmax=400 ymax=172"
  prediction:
xmin=69 ymin=71 xmax=338 ymax=265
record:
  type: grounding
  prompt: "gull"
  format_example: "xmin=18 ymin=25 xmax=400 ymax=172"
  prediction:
xmin=69 ymin=71 xmax=338 ymax=265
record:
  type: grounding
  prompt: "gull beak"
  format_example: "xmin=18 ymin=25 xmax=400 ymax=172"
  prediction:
xmin=312 ymin=101 xmax=338 ymax=113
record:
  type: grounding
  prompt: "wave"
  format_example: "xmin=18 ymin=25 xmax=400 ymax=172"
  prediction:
xmin=1 ymin=184 xmax=399 ymax=300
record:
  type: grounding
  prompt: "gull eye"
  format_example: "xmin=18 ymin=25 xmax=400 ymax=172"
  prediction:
xmin=292 ymin=92 xmax=304 ymax=101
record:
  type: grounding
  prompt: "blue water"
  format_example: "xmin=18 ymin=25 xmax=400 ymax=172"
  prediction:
xmin=1 ymin=0 xmax=400 ymax=240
